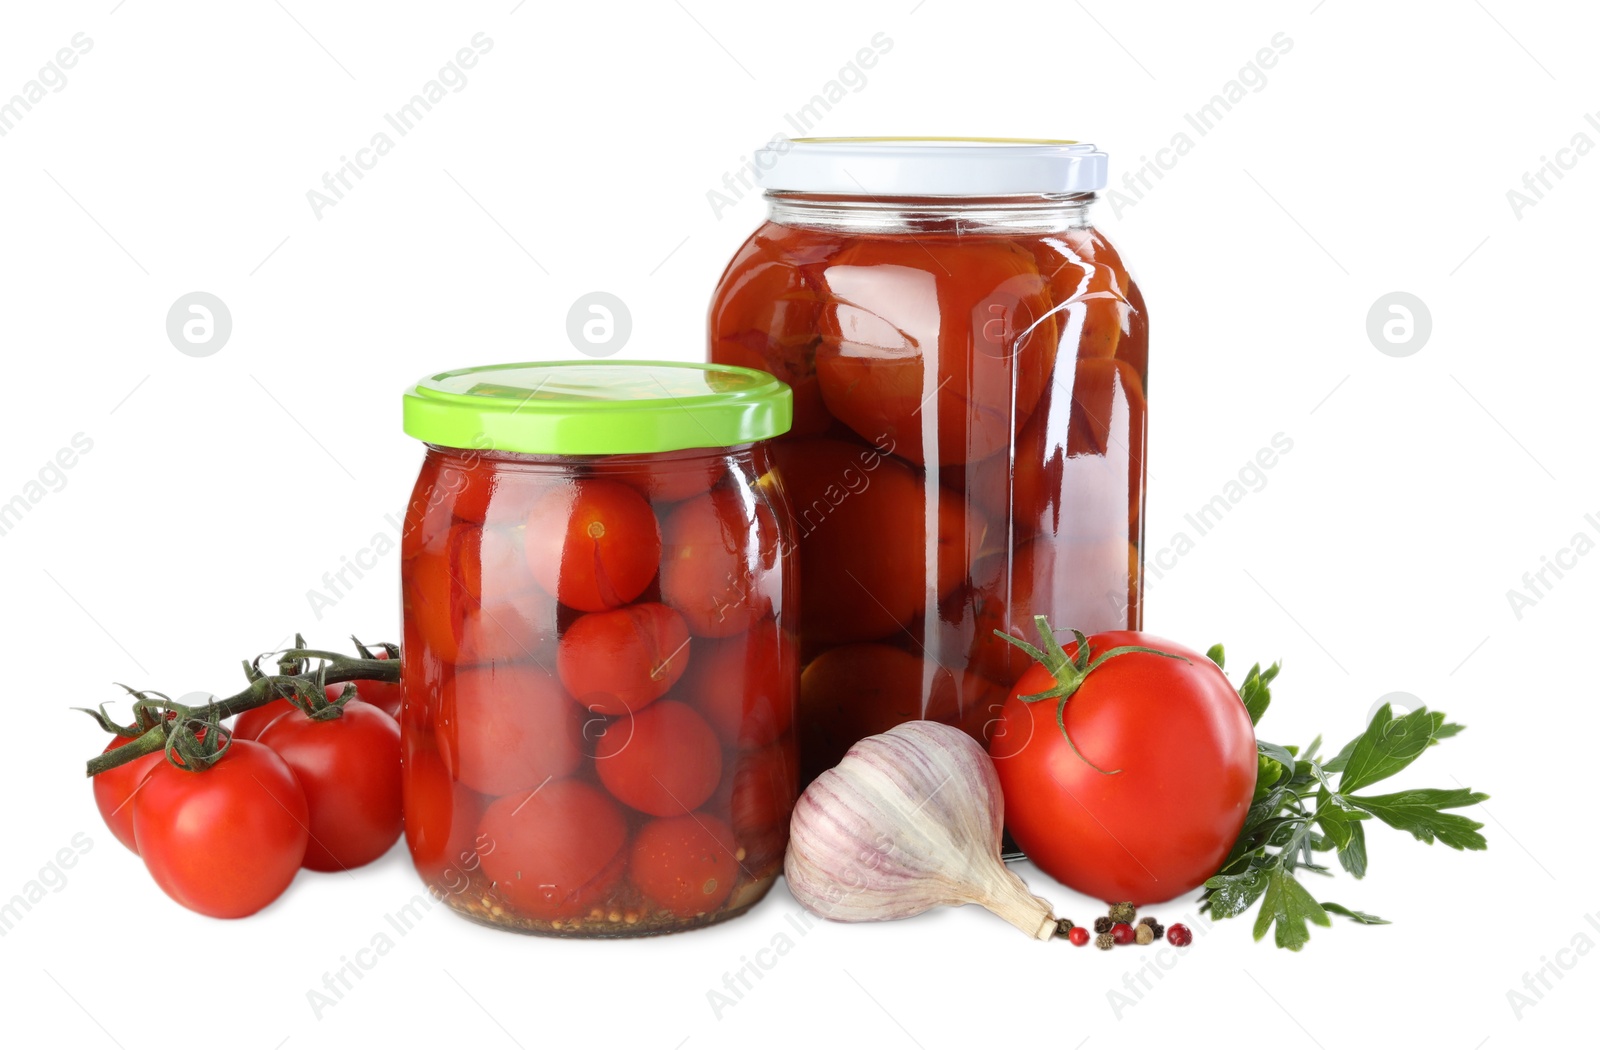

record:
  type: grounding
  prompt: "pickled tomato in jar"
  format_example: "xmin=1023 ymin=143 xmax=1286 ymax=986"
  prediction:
xmin=709 ymin=139 xmax=1147 ymax=782
xmin=400 ymin=362 xmax=796 ymax=936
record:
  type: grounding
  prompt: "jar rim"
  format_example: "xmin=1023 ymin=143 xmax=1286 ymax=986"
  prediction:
xmin=754 ymin=137 xmax=1108 ymax=197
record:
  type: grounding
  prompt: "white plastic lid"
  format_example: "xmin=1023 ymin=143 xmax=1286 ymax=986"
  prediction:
xmin=753 ymin=137 xmax=1108 ymax=197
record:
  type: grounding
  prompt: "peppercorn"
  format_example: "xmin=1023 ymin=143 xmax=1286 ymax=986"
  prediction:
xmin=1095 ymin=931 xmax=1115 ymax=950
xmin=1139 ymin=917 xmax=1165 ymax=939
xmin=1093 ymin=916 xmax=1114 ymax=934
xmin=1167 ymin=923 xmax=1193 ymax=947
xmin=1054 ymin=918 xmax=1076 ymax=939
xmin=1135 ymin=924 xmax=1155 ymax=945
xmin=1068 ymin=926 xmax=1090 ymax=947
xmin=1109 ymin=901 xmax=1137 ymax=924
xmin=1111 ymin=922 xmax=1136 ymax=945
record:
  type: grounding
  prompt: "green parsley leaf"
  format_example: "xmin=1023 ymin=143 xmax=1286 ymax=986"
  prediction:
xmin=1336 ymin=704 xmax=1447 ymax=793
xmin=1336 ymin=819 xmax=1368 ymax=878
xmin=1252 ymin=866 xmax=1330 ymax=951
xmin=1238 ymin=661 xmax=1281 ymax=726
xmin=1321 ymin=902 xmax=1389 ymax=925
xmin=1347 ymin=787 xmax=1491 ymax=850
xmin=1203 ymin=868 xmax=1271 ymax=919
xmin=1315 ymin=791 xmax=1366 ymax=849
xmin=1199 ymin=653 xmax=1487 ymax=948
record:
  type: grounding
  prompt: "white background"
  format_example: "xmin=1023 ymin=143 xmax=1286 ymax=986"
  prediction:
xmin=1 ymin=1 xmax=1594 ymax=1047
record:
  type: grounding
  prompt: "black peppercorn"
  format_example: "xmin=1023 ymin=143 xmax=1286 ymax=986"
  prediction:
xmin=1054 ymin=918 xmax=1076 ymax=938
xmin=1093 ymin=916 xmax=1114 ymax=934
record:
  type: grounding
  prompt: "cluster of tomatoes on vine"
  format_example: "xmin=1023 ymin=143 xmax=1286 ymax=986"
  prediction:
xmin=85 ymin=639 xmax=404 ymax=918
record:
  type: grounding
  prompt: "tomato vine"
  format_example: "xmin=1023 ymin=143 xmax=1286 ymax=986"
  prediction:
xmin=79 ymin=634 xmax=400 ymax=777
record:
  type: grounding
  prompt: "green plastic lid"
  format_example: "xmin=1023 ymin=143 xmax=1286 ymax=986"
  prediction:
xmin=402 ymin=360 xmax=793 ymax=455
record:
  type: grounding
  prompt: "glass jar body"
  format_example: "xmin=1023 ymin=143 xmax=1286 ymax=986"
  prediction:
xmin=399 ymin=442 xmax=798 ymax=936
xmin=710 ymin=194 xmax=1146 ymax=783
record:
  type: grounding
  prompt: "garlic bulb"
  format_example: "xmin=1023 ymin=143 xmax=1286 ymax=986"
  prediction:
xmin=785 ymin=720 xmax=1057 ymax=940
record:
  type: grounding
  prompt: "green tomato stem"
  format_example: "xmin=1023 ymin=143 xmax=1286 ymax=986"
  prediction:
xmin=995 ymin=615 xmax=1190 ymax=776
xmin=81 ymin=639 xmax=399 ymax=778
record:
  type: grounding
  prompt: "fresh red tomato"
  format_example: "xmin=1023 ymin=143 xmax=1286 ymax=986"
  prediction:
xmin=660 ymin=485 xmax=779 ymax=637
xmin=814 ymin=237 xmax=1057 ymax=466
xmin=322 ymin=650 xmax=404 ymax=721
xmin=478 ymin=778 xmax=626 ymax=920
xmin=92 ymin=732 xmax=166 ymax=854
xmin=132 ymin=739 xmax=309 ymax=918
xmin=772 ymin=438 xmax=977 ymax=646
xmin=435 ymin=664 xmax=583 ymax=796
xmin=990 ymin=630 xmax=1256 ymax=904
xmin=233 ymin=698 xmax=299 ymax=740
xmin=523 ymin=479 xmax=660 ymax=612
xmin=629 ymin=813 xmax=740 ymax=918
xmin=257 ymin=699 xmax=402 ymax=872
xmin=558 ymin=603 xmax=691 ymax=717
xmin=596 ymin=700 xmax=722 ymax=816
xmin=797 ymin=643 xmax=995 ymax=783
xmin=683 ymin=619 xmax=797 ymax=748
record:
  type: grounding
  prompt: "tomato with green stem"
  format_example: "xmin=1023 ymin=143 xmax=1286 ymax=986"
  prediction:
xmin=989 ymin=619 xmax=1256 ymax=905
xmin=92 ymin=732 xmax=166 ymax=853
xmin=132 ymin=737 xmax=309 ymax=918
xmin=258 ymin=698 xmax=403 ymax=872
xmin=233 ymin=697 xmax=298 ymax=740
xmin=321 ymin=650 xmax=403 ymax=721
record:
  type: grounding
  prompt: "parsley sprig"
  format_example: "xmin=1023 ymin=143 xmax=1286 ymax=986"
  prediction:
xmin=1199 ymin=645 xmax=1488 ymax=950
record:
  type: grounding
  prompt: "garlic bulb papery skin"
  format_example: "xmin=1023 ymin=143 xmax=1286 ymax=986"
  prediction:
xmin=784 ymin=720 xmax=1058 ymax=940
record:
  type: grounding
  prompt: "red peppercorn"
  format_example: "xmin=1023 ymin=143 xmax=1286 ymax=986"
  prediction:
xmin=1167 ymin=923 xmax=1193 ymax=947
xmin=1111 ymin=922 xmax=1136 ymax=945
xmin=1067 ymin=926 xmax=1090 ymax=947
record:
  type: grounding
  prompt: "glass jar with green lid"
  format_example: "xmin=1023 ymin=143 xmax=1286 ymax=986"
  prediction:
xmin=400 ymin=360 xmax=796 ymax=936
